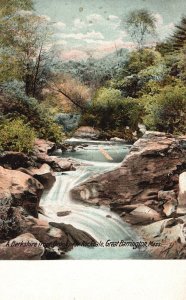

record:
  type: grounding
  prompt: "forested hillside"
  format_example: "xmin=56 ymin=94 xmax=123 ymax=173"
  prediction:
xmin=0 ymin=1 xmax=186 ymax=152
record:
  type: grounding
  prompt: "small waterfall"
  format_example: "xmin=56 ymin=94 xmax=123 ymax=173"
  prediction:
xmin=40 ymin=141 xmax=149 ymax=259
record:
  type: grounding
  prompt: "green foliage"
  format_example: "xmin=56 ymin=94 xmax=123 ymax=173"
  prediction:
xmin=60 ymin=50 xmax=128 ymax=89
xmin=110 ymin=75 xmax=142 ymax=98
xmin=81 ymin=97 xmax=144 ymax=137
xmin=0 ymin=5 xmax=53 ymax=99
xmin=0 ymin=0 xmax=185 ymax=144
xmin=93 ymin=87 xmax=122 ymax=105
xmin=142 ymin=85 xmax=186 ymax=134
xmin=170 ymin=17 xmax=186 ymax=51
xmin=91 ymin=88 xmax=144 ymax=132
xmin=0 ymin=118 xmax=36 ymax=153
xmin=34 ymin=111 xmax=65 ymax=143
xmin=155 ymin=42 xmax=174 ymax=57
xmin=176 ymin=44 xmax=186 ymax=81
xmin=126 ymin=49 xmax=162 ymax=75
xmin=1 ymin=83 xmax=65 ymax=143
xmin=109 ymin=49 xmax=164 ymax=98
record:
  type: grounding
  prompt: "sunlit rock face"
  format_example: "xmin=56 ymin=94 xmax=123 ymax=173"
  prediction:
xmin=0 ymin=166 xmax=44 ymax=218
xmin=0 ymin=233 xmax=45 ymax=260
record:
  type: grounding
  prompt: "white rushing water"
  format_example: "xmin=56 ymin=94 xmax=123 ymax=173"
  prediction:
xmin=40 ymin=141 xmax=149 ymax=259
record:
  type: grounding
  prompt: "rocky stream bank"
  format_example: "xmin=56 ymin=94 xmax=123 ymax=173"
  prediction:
xmin=0 ymin=139 xmax=96 ymax=259
xmin=71 ymin=132 xmax=186 ymax=258
xmin=1 ymin=132 xmax=186 ymax=259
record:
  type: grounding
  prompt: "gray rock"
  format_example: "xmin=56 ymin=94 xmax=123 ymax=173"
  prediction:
xmin=49 ymin=222 xmax=97 ymax=246
xmin=163 ymin=200 xmax=177 ymax=217
xmin=0 ymin=233 xmax=44 ymax=260
xmin=34 ymin=139 xmax=56 ymax=154
xmin=176 ymin=207 xmax=186 ymax=215
xmin=0 ymin=152 xmax=30 ymax=169
xmin=44 ymin=246 xmax=65 ymax=259
xmin=122 ymin=205 xmax=161 ymax=225
xmin=36 ymin=154 xmax=75 ymax=172
xmin=19 ymin=164 xmax=56 ymax=189
xmin=136 ymin=218 xmax=186 ymax=258
xmin=158 ymin=190 xmax=177 ymax=202
xmin=57 ymin=211 xmax=71 ymax=217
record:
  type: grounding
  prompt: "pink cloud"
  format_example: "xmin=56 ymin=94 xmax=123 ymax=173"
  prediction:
xmin=96 ymin=39 xmax=133 ymax=52
xmin=60 ymin=38 xmax=135 ymax=61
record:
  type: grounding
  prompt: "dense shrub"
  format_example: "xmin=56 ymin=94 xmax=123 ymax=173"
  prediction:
xmin=0 ymin=118 xmax=36 ymax=153
xmin=54 ymin=113 xmax=80 ymax=132
xmin=125 ymin=49 xmax=162 ymax=75
xmin=110 ymin=75 xmax=143 ymax=98
xmin=93 ymin=87 xmax=122 ymax=105
xmin=81 ymin=97 xmax=144 ymax=134
xmin=0 ymin=82 xmax=65 ymax=143
xmin=142 ymin=85 xmax=186 ymax=134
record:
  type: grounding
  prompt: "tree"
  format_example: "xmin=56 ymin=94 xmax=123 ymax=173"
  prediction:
xmin=122 ymin=9 xmax=157 ymax=49
xmin=109 ymin=49 xmax=163 ymax=98
xmin=0 ymin=8 xmax=55 ymax=99
xmin=49 ymin=74 xmax=91 ymax=112
xmin=60 ymin=50 xmax=128 ymax=90
xmin=0 ymin=0 xmax=65 ymax=145
xmin=0 ymin=81 xmax=65 ymax=143
xmin=170 ymin=17 xmax=186 ymax=51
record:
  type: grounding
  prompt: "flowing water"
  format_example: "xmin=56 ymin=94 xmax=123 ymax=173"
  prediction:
xmin=40 ymin=140 xmax=149 ymax=259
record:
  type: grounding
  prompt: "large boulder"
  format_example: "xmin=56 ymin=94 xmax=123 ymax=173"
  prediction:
xmin=0 ymin=208 xmax=97 ymax=258
xmin=122 ymin=205 xmax=161 ymax=225
xmin=24 ymin=217 xmax=71 ymax=252
xmin=0 ymin=167 xmax=43 ymax=217
xmin=19 ymin=164 xmax=56 ymax=189
xmin=49 ymin=222 xmax=97 ymax=247
xmin=34 ymin=139 xmax=56 ymax=155
xmin=33 ymin=139 xmax=76 ymax=172
xmin=0 ymin=152 xmax=31 ymax=170
xmin=35 ymin=154 xmax=75 ymax=172
xmin=0 ymin=206 xmax=28 ymax=242
xmin=136 ymin=217 xmax=186 ymax=259
xmin=71 ymin=132 xmax=186 ymax=220
xmin=0 ymin=233 xmax=45 ymax=260
xmin=21 ymin=217 xmax=98 ymax=258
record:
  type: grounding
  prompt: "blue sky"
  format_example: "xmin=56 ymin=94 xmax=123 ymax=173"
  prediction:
xmin=34 ymin=0 xmax=186 ymax=60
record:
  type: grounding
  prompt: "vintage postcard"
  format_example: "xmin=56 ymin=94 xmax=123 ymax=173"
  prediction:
xmin=0 ymin=0 xmax=186 ymax=260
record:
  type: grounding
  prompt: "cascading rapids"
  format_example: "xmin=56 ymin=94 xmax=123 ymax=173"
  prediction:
xmin=40 ymin=140 xmax=149 ymax=259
